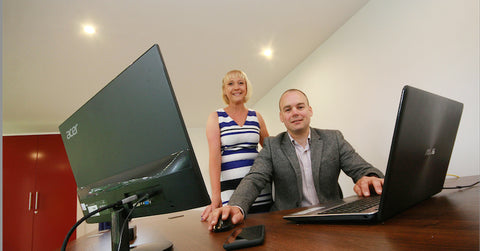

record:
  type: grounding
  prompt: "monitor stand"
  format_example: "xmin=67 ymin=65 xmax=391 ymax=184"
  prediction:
xmin=110 ymin=206 xmax=173 ymax=251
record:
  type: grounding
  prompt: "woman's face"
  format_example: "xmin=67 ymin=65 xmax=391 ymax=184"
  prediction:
xmin=223 ymin=76 xmax=247 ymax=104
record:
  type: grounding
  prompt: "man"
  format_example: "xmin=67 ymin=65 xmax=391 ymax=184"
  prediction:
xmin=207 ymin=89 xmax=384 ymax=230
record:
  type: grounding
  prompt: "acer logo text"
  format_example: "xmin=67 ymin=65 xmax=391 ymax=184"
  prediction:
xmin=66 ymin=124 xmax=78 ymax=140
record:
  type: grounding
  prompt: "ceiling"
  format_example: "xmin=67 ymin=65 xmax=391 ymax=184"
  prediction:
xmin=3 ymin=0 xmax=369 ymax=134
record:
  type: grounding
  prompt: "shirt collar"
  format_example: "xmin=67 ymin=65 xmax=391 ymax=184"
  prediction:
xmin=287 ymin=130 xmax=311 ymax=147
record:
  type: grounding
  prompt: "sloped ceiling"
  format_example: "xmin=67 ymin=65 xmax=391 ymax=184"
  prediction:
xmin=2 ymin=0 xmax=369 ymax=134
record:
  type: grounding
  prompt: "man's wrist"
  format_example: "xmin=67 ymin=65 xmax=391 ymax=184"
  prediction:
xmin=230 ymin=205 xmax=246 ymax=218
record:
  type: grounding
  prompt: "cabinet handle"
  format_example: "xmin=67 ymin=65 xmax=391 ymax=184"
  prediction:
xmin=28 ymin=192 xmax=32 ymax=211
xmin=34 ymin=192 xmax=39 ymax=214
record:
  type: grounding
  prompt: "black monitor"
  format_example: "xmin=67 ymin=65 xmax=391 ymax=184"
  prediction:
xmin=59 ymin=44 xmax=210 ymax=250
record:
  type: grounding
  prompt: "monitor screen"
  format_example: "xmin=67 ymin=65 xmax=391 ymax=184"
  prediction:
xmin=59 ymin=44 xmax=210 ymax=250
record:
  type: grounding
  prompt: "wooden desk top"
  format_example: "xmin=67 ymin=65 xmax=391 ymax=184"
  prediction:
xmin=66 ymin=175 xmax=479 ymax=250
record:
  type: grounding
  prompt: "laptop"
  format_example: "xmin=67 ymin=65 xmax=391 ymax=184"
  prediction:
xmin=283 ymin=85 xmax=463 ymax=223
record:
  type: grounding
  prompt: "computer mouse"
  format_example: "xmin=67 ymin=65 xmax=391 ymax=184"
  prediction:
xmin=213 ymin=217 xmax=234 ymax=232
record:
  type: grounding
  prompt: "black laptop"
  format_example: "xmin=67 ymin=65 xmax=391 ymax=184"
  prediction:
xmin=283 ymin=85 xmax=463 ymax=223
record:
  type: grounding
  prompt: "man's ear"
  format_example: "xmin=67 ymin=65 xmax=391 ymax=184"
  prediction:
xmin=279 ymin=112 xmax=284 ymax=123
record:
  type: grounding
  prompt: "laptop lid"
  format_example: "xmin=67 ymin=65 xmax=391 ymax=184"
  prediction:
xmin=284 ymin=85 xmax=463 ymax=222
xmin=378 ymin=85 xmax=463 ymax=221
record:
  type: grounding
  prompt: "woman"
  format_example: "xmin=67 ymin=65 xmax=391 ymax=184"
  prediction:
xmin=201 ymin=70 xmax=273 ymax=221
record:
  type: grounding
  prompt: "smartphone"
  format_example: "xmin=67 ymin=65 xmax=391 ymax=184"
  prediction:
xmin=223 ymin=225 xmax=265 ymax=250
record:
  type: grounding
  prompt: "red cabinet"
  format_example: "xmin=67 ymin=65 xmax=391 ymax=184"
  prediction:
xmin=3 ymin=134 xmax=77 ymax=251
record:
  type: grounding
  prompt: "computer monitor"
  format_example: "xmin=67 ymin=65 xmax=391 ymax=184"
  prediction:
xmin=59 ymin=44 xmax=210 ymax=250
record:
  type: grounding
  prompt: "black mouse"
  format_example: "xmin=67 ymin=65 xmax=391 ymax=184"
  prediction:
xmin=213 ymin=217 xmax=234 ymax=232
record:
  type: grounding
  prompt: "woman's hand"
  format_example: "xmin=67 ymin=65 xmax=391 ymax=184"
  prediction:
xmin=201 ymin=198 xmax=222 ymax=221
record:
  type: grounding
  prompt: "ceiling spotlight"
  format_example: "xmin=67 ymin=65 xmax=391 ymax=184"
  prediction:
xmin=263 ymin=49 xmax=273 ymax=58
xmin=83 ymin=25 xmax=96 ymax=34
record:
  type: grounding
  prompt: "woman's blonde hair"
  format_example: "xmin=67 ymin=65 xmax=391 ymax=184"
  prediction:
xmin=221 ymin=70 xmax=253 ymax=104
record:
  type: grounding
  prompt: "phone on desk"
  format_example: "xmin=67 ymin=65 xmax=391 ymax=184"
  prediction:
xmin=223 ymin=225 xmax=265 ymax=250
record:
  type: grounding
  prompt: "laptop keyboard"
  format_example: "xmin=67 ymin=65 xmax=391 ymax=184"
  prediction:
xmin=320 ymin=196 xmax=381 ymax=214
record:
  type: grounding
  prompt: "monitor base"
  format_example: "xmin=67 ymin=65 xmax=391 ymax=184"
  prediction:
xmin=131 ymin=240 xmax=173 ymax=251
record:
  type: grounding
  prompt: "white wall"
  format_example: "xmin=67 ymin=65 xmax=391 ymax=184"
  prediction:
xmin=252 ymin=0 xmax=480 ymax=196
xmin=190 ymin=0 xmax=480 ymax=199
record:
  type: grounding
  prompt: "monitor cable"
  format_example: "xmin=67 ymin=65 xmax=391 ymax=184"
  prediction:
xmin=61 ymin=195 xmax=138 ymax=251
xmin=116 ymin=193 xmax=151 ymax=251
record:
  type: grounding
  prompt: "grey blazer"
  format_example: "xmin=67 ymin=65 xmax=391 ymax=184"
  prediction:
xmin=229 ymin=128 xmax=384 ymax=213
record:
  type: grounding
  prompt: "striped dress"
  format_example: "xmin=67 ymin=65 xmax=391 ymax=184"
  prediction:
xmin=217 ymin=108 xmax=273 ymax=213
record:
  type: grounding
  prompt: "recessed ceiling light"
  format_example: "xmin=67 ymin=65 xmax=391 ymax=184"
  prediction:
xmin=83 ymin=25 xmax=96 ymax=34
xmin=263 ymin=49 xmax=273 ymax=58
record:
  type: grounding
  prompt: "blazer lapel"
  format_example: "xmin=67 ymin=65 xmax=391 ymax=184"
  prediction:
xmin=280 ymin=133 xmax=303 ymax=198
xmin=310 ymin=129 xmax=324 ymax=197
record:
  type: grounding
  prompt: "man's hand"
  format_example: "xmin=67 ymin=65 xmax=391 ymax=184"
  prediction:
xmin=207 ymin=205 xmax=245 ymax=231
xmin=354 ymin=176 xmax=384 ymax=197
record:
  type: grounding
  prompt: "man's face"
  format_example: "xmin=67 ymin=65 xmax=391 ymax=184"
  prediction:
xmin=279 ymin=91 xmax=313 ymax=134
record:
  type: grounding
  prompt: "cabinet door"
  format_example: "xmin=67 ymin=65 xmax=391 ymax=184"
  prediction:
xmin=3 ymin=135 xmax=77 ymax=251
xmin=31 ymin=134 xmax=77 ymax=251
xmin=2 ymin=135 xmax=38 ymax=251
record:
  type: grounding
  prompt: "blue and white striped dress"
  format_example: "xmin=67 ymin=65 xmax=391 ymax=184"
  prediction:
xmin=217 ymin=108 xmax=273 ymax=213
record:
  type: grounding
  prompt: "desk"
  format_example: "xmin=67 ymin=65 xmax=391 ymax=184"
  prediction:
xmin=66 ymin=175 xmax=479 ymax=250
